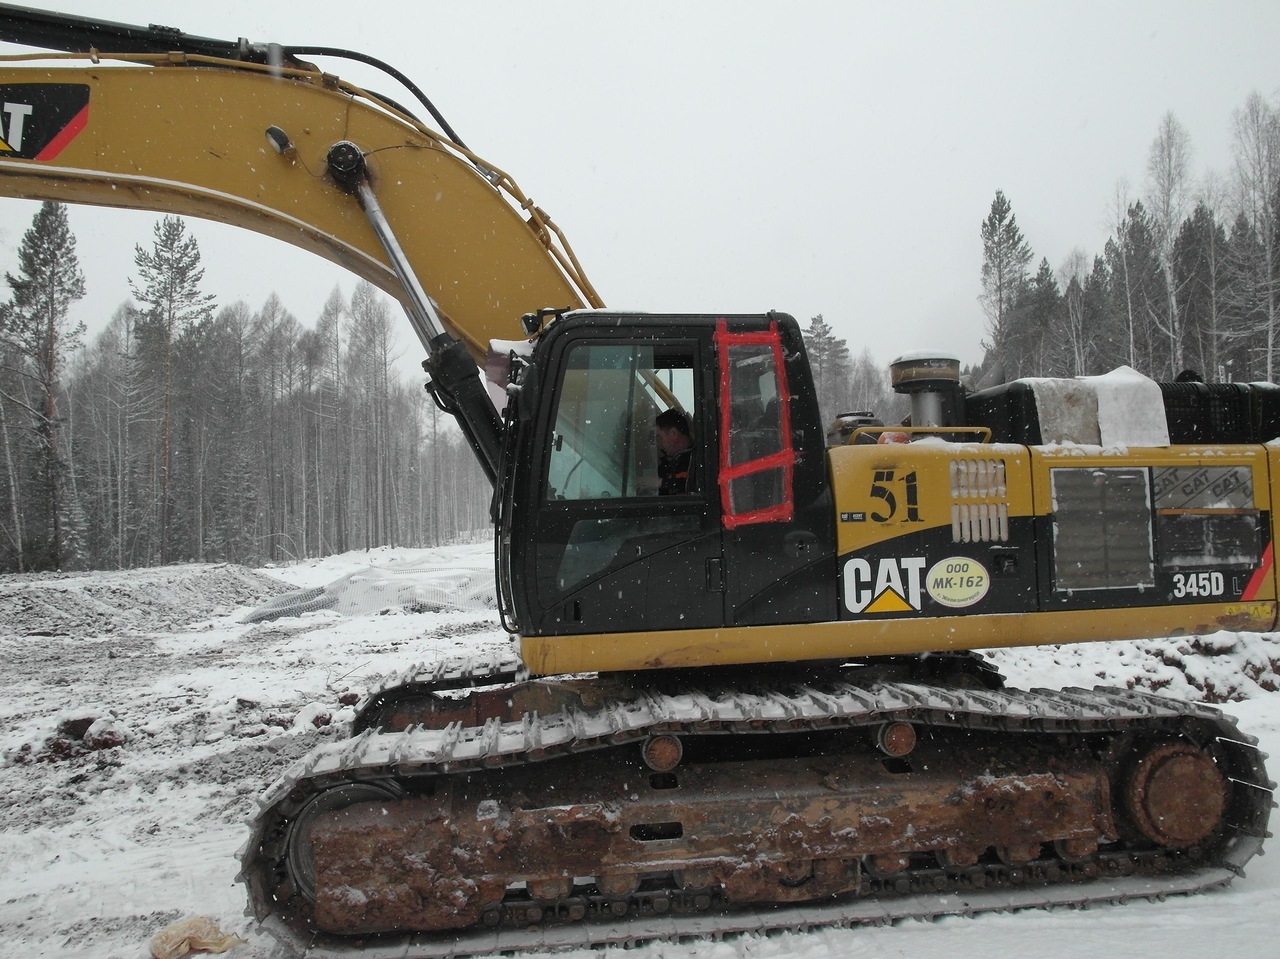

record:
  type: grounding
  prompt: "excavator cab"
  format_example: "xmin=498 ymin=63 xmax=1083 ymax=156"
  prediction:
xmin=497 ymin=311 xmax=837 ymax=647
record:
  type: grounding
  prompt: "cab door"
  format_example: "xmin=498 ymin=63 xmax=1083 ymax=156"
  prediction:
xmin=518 ymin=319 xmax=725 ymax=636
xmin=715 ymin=317 xmax=837 ymax=626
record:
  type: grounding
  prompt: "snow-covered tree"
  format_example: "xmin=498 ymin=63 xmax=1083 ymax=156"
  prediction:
xmin=979 ymin=190 xmax=1034 ymax=377
xmin=0 ymin=201 xmax=86 ymax=570
xmin=802 ymin=314 xmax=851 ymax=427
xmin=130 ymin=215 xmax=215 ymax=562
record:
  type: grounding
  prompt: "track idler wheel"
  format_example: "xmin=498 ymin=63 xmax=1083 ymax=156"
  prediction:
xmin=285 ymin=781 xmax=402 ymax=901
xmin=1124 ymin=741 xmax=1227 ymax=848
xmin=528 ymin=877 xmax=572 ymax=901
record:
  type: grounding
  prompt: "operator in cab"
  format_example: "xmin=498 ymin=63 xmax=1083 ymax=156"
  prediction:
xmin=655 ymin=409 xmax=695 ymax=494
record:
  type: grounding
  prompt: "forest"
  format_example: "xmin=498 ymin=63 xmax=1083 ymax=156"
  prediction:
xmin=2 ymin=91 xmax=1279 ymax=573
xmin=804 ymin=93 xmax=1280 ymax=431
xmin=0 ymin=211 xmax=490 ymax=573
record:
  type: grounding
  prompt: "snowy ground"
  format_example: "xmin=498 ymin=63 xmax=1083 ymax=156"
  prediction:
xmin=0 ymin=543 xmax=1277 ymax=959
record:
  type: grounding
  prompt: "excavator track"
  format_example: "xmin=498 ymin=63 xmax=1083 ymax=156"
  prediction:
xmin=240 ymin=676 xmax=1273 ymax=958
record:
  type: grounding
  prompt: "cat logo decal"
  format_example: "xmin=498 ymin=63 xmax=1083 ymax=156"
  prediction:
xmin=0 ymin=84 xmax=89 ymax=160
xmin=843 ymin=557 xmax=925 ymax=614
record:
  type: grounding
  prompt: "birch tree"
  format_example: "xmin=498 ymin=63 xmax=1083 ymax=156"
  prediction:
xmin=1145 ymin=112 xmax=1193 ymax=375
xmin=1229 ymin=92 xmax=1280 ymax=379
xmin=1058 ymin=248 xmax=1091 ymax=376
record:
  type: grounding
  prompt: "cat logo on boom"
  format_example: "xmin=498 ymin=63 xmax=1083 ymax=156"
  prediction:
xmin=0 ymin=85 xmax=89 ymax=160
xmin=843 ymin=556 xmax=926 ymax=614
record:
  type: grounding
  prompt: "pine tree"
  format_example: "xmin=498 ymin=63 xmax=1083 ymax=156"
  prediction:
xmin=1083 ymin=254 xmax=1119 ymax=374
xmin=204 ymin=300 xmax=259 ymax=563
xmin=979 ymin=190 xmax=1034 ymax=380
xmin=130 ymin=216 xmax=215 ymax=563
xmin=1223 ymin=212 xmax=1271 ymax=380
xmin=1174 ymin=202 xmax=1229 ymax=380
xmin=1 ymin=201 xmax=86 ymax=570
xmin=1013 ymin=259 xmax=1063 ymax=377
xmin=801 ymin=314 xmax=851 ymax=427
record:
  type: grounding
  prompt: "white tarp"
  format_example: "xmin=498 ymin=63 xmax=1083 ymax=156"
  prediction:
xmin=1029 ymin=366 xmax=1169 ymax=447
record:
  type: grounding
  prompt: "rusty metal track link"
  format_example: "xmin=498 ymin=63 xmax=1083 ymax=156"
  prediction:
xmin=351 ymin=650 xmax=525 ymax=735
xmin=240 ymin=680 xmax=1273 ymax=957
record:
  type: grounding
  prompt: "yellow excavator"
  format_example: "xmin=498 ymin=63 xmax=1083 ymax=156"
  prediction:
xmin=0 ymin=5 xmax=1272 ymax=956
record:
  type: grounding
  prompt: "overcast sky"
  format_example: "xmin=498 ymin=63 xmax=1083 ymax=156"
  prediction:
xmin=1 ymin=1 xmax=1279 ymax=374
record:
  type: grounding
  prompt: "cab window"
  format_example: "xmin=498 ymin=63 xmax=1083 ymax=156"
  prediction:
xmin=545 ymin=343 xmax=697 ymax=501
xmin=715 ymin=320 xmax=795 ymax=527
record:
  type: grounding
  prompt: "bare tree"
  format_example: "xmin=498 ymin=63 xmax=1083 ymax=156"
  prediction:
xmin=846 ymin=348 xmax=894 ymax=420
xmin=1229 ymin=92 xmax=1280 ymax=379
xmin=346 ymin=282 xmax=399 ymax=548
xmin=1145 ymin=112 xmax=1193 ymax=375
xmin=1058 ymin=248 xmax=1091 ymax=376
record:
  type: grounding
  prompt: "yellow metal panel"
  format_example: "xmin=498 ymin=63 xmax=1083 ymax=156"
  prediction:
xmin=1261 ymin=444 xmax=1280 ymax=603
xmin=829 ymin=441 xmax=1034 ymax=555
xmin=521 ymin=601 xmax=1276 ymax=675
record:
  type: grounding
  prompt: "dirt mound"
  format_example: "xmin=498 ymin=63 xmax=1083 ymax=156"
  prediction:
xmin=0 ymin=565 xmax=293 ymax=638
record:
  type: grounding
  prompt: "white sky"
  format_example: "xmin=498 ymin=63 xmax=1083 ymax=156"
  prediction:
xmin=1 ymin=0 xmax=1279 ymax=373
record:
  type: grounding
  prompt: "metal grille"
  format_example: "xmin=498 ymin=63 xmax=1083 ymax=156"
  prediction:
xmin=1052 ymin=467 xmax=1154 ymax=591
xmin=949 ymin=458 xmax=1009 ymax=542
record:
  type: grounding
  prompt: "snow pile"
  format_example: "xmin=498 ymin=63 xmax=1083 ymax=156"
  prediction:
xmin=0 ymin=543 xmax=1277 ymax=959
xmin=1082 ymin=365 xmax=1170 ymax=446
xmin=986 ymin=630 xmax=1280 ymax=702
xmin=244 ymin=545 xmax=495 ymax=623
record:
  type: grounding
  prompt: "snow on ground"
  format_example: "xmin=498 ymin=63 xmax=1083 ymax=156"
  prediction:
xmin=0 ymin=543 xmax=1277 ymax=959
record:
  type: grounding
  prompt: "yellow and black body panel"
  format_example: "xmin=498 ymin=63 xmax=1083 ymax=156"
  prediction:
xmin=828 ymin=439 xmax=1275 ymax=632
xmin=521 ymin=439 xmax=1279 ymax=675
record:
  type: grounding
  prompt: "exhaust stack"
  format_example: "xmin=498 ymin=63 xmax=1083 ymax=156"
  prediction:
xmin=890 ymin=353 xmax=961 ymax=431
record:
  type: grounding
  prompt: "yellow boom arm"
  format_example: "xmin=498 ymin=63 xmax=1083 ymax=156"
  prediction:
xmin=0 ymin=49 xmax=601 ymax=359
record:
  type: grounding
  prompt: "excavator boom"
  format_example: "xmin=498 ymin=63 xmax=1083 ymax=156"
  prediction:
xmin=0 ymin=7 xmax=600 ymax=363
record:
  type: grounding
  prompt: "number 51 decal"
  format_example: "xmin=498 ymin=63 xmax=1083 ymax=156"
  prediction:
xmin=869 ymin=470 xmax=921 ymax=523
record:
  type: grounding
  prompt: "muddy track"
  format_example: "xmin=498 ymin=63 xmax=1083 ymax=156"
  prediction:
xmin=241 ymin=680 xmax=1274 ymax=958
